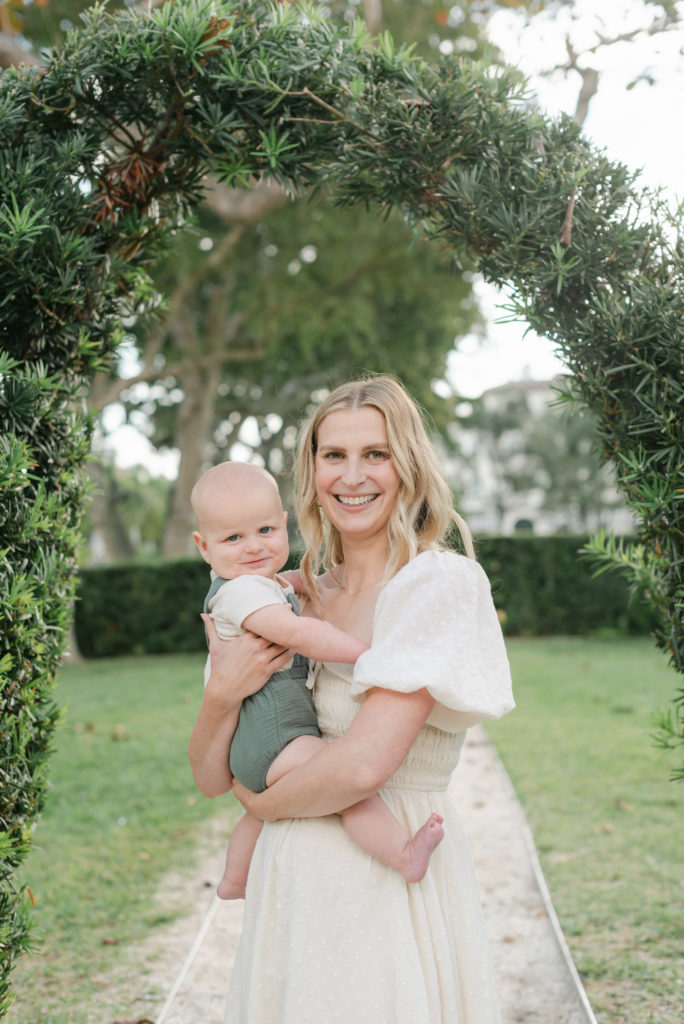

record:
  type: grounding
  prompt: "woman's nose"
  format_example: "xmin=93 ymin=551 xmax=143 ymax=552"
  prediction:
xmin=341 ymin=457 xmax=365 ymax=486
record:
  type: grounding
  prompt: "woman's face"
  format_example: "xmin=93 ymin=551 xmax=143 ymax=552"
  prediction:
xmin=314 ymin=406 xmax=401 ymax=545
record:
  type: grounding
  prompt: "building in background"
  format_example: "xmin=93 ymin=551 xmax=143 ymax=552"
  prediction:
xmin=447 ymin=378 xmax=636 ymax=536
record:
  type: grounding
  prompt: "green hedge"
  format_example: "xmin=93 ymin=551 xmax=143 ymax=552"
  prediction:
xmin=475 ymin=536 xmax=658 ymax=637
xmin=73 ymin=552 xmax=304 ymax=658
xmin=74 ymin=559 xmax=208 ymax=659
xmin=74 ymin=537 xmax=657 ymax=658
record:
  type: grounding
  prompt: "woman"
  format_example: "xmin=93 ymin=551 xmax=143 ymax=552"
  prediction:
xmin=189 ymin=375 xmax=514 ymax=1023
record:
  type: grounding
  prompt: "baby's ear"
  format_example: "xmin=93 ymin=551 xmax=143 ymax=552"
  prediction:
xmin=283 ymin=510 xmax=288 ymax=526
xmin=192 ymin=530 xmax=211 ymax=564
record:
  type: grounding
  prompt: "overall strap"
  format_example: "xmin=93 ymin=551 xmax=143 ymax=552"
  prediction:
xmin=202 ymin=574 xmax=230 ymax=646
xmin=204 ymin=574 xmax=229 ymax=615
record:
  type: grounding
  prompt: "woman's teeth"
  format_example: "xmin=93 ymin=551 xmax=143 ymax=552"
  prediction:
xmin=337 ymin=495 xmax=376 ymax=506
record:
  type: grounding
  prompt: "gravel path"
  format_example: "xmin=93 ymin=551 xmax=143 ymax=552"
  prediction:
xmin=112 ymin=728 xmax=597 ymax=1024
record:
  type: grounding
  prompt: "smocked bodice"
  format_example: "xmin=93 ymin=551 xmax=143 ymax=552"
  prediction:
xmin=314 ymin=664 xmax=465 ymax=792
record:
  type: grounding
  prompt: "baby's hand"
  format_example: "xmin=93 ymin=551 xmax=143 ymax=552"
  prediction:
xmin=280 ymin=568 xmax=308 ymax=596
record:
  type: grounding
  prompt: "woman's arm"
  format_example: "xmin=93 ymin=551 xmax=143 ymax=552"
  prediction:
xmin=188 ymin=617 xmax=292 ymax=798
xmin=232 ymin=685 xmax=435 ymax=819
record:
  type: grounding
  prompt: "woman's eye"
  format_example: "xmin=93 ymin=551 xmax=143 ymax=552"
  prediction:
xmin=368 ymin=450 xmax=389 ymax=460
xmin=323 ymin=451 xmax=343 ymax=460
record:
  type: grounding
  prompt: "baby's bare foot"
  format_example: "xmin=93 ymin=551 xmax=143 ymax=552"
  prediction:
xmin=217 ymin=875 xmax=246 ymax=901
xmin=400 ymin=812 xmax=444 ymax=884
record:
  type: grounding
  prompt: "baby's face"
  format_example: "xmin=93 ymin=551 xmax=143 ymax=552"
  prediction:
xmin=196 ymin=484 xmax=289 ymax=581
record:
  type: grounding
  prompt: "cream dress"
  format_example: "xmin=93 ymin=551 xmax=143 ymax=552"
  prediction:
xmin=224 ymin=551 xmax=515 ymax=1024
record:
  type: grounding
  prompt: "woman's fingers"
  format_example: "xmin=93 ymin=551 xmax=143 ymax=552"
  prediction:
xmin=235 ymin=631 xmax=290 ymax=673
xmin=231 ymin=778 xmax=269 ymax=818
xmin=263 ymin=641 xmax=295 ymax=671
xmin=222 ymin=626 xmax=293 ymax=676
xmin=201 ymin=615 xmax=294 ymax=697
xmin=201 ymin=613 xmax=220 ymax=650
xmin=231 ymin=778 xmax=249 ymax=806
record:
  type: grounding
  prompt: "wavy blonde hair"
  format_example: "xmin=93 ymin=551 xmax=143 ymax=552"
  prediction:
xmin=295 ymin=375 xmax=475 ymax=600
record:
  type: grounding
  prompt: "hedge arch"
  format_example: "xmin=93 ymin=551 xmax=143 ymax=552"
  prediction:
xmin=1 ymin=0 xmax=682 ymax=1005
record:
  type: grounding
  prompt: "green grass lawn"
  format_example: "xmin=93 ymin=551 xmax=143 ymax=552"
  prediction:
xmin=6 ymin=652 xmax=238 ymax=1024
xmin=6 ymin=640 xmax=684 ymax=1024
xmin=487 ymin=637 xmax=684 ymax=1024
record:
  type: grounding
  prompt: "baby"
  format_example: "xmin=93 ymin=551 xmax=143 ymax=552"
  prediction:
xmin=191 ymin=461 xmax=443 ymax=899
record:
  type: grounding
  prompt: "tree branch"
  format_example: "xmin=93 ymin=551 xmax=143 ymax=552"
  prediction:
xmin=203 ymin=175 xmax=290 ymax=224
xmin=546 ymin=7 xmax=682 ymax=125
xmin=363 ymin=0 xmax=383 ymax=38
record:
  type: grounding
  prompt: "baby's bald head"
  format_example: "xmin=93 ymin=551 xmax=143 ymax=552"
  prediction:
xmin=191 ymin=462 xmax=281 ymax=533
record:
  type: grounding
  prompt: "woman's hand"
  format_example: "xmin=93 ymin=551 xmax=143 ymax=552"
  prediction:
xmin=188 ymin=618 xmax=293 ymax=799
xmin=231 ymin=778 xmax=276 ymax=820
xmin=278 ymin=568 xmax=308 ymax=597
xmin=203 ymin=615 xmax=292 ymax=706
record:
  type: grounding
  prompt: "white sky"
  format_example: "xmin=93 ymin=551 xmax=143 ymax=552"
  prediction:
xmin=103 ymin=0 xmax=684 ymax=470
xmin=447 ymin=0 xmax=684 ymax=397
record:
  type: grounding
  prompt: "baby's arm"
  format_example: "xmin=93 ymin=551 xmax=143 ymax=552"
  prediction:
xmin=242 ymin=604 xmax=367 ymax=663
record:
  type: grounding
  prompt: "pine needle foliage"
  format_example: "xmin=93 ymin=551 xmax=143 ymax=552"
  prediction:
xmin=0 ymin=0 xmax=682 ymax=1007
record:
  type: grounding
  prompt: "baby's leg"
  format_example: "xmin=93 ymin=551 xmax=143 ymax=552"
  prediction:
xmin=264 ymin=734 xmax=328 ymax=787
xmin=218 ymin=738 xmax=326 ymax=900
xmin=342 ymin=797 xmax=444 ymax=884
xmin=266 ymin=737 xmax=443 ymax=882
xmin=217 ymin=812 xmax=263 ymax=900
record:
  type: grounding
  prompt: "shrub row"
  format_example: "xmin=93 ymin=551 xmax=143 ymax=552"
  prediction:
xmin=73 ymin=537 xmax=657 ymax=659
xmin=475 ymin=536 xmax=658 ymax=637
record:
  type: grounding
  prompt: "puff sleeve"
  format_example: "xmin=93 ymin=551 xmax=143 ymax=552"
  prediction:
xmin=350 ymin=550 xmax=514 ymax=733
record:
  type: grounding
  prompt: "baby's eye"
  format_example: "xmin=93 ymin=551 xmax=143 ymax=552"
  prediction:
xmin=226 ymin=533 xmax=240 ymax=543
xmin=258 ymin=526 xmax=274 ymax=535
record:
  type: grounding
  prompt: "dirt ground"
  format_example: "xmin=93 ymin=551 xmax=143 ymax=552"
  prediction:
xmin=106 ymin=728 xmax=597 ymax=1024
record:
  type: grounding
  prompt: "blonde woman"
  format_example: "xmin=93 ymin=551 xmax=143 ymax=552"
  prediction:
xmin=189 ymin=375 xmax=514 ymax=1024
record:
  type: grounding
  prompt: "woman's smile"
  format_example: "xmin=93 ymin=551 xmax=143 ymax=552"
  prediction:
xmin=335 ymin=494 xmax=378 ymax=506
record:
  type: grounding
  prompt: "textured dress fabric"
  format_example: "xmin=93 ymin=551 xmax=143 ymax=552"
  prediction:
xmin=224 ymin=551 xmax=515 ymax=1024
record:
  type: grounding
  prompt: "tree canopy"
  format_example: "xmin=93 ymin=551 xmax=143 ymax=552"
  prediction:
xmin=6 ymin=0 xmax=492 ymax=561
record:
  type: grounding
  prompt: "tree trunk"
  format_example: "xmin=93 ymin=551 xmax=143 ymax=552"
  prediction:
xmin=62 ymin=620 xmax=84 ymax=663
xmin=87 ymin=462 xmax=136 ymax=563
xmin=162 ymin=358 xmax=221 ymax=557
